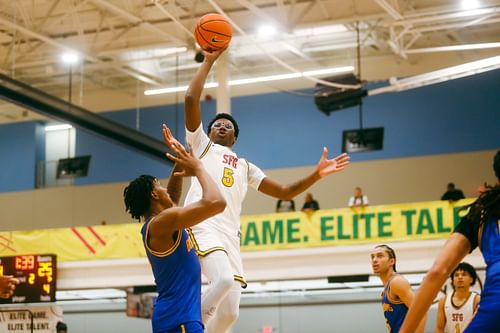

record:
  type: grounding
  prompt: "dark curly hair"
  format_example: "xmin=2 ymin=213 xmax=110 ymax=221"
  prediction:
xmin=56 ymin=321 xmax=67 ymax=332
xmin=207 ymin=113 xmax=239 ymax=138
xmin=460 ymin=150 xmax=500 ymax=226
xmin=124 ymin=174 xmax=156 ymax=221
xmin=450 ymin=262 xmax=477 ymax=286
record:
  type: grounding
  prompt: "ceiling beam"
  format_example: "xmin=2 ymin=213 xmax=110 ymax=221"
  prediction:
xmin=0 ymin=15 xmax=163 ymax=85
xmin=14 ymin=0 xmax=91 ymax=64
xmin=152 ymin=0 xmax=194 ymax=38
xmin=0 ymin=72 xmax=171 ymax=163
xmin=89 ymin=0 xmax=186 ymax=45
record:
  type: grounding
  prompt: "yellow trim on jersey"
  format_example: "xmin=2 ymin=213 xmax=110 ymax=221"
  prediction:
xmin=386 ymin=281 xmax=405 ymax=305
xmin=180 ymin=324 xmax=186 ymax=333
xmin=144 ymin=217 xmax=183 ymax=257
xmin=199 ymin=140 xmax=212 ymax=159
xmin=186 ymin=228 xmax=227 ymax=256
xmin=234 ymin=275 xmax=247 ymax=288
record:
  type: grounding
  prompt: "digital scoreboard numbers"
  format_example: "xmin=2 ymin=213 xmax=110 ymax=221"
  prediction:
xmin=0 ymin=254 xmax=57 ymax=304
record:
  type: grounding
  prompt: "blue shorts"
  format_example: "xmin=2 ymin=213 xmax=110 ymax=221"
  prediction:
xmin=463 ymin=306 xmax=500 ymax=332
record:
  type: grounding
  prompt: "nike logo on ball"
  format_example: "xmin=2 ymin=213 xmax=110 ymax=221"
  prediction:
xmin=211 ymin=36 xmax=224 ymax=43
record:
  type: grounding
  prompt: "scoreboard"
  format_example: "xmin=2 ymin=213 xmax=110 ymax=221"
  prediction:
xmin=0 ymin=254 xmax=56 ymax=304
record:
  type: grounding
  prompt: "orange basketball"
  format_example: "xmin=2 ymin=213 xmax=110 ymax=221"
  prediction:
xmin=194 ymin=13 xmax=232 ymax=52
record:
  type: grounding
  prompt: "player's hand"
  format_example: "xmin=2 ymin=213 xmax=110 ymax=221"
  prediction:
xmin=316 ymin=149 xmax=350 ymax=177
xmin=0 ymin=276 xmax=19 ymax=299
xmin=162 ymin=124 xmax=202 ymax=177
xmin=203 ymin=47 xmax=227 ymax=63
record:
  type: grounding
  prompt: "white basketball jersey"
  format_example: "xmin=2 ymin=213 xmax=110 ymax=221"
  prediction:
xmin=184 ymin=124 xmax=266 ymax=237
xmin=444 ymin=292 xmax=477 ymax=333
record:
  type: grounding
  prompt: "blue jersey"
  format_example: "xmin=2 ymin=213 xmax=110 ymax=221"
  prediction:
xmin=381 ymin=276 xmax=408 ymax=333
xmin=463 ymin=213 xmax=500 ymax=332
xmin=141 ymin=217 xmax=203 ymax=333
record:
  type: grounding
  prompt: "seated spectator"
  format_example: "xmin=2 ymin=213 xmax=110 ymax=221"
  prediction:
xmin=302 ymin=193 xmax=319 ymax=212
xmin=56 ymin=321 xmax=68 ymax=333
xmin=276 ymin=199 xmax=295 ymax=213
xmin=348 ymin=186 xmax=369 ymax=208
xmin=441 ymin=183 xmax=465 ymax=201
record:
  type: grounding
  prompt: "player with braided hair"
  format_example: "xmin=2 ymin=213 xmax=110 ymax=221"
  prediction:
xmin=400 ymin=150 xmax=500 ymax=333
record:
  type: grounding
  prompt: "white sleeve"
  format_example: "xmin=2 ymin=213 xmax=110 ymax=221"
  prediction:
xmin=246 ymin=161 xmax=266 ymax=190
xmin=363 ymin=195 xmax=369 ymax=205
xmin=185 ymin=123 xmax=211 ymax=157
xmin=348 ymin=196 xmax=355 ymax=207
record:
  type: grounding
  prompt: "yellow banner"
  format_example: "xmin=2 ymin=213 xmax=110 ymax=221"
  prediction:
xmin=0 ymin=200 xmax=472 ymax=262
xmin=240 ymin=199 xmax=473 ymax=251
xmin=0 ymin=224 xmax=145 ymax=262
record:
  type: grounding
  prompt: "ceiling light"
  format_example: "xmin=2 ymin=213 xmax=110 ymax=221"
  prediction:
xmin=461 ymin=0 xmax=480 ymax=10
xmin=293 ymin=24 xmax=348 ymax=37
xmin=303 ymin=66 xmax=355 ymax=76
xmin=45 ymin=124 xmax=73 ymax=132
xmin=61 ymin=52 xmax=80 ymax=64
xmin=258 ymin=25 xmax=277 ymax=37
xmin=144 ymin=66 xmax=354 ymax=96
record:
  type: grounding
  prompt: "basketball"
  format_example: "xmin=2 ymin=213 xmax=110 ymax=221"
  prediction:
xmin=194 ymin=13 xmax=232 ymax=52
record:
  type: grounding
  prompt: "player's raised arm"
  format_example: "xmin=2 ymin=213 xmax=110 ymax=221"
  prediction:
xmin=184 ymin=48 xmax=226 ymax=132
xmin=258 ymin=149 xmax=350 ymax=200
xmin=155 ymin=125 xmax=226 ymax=231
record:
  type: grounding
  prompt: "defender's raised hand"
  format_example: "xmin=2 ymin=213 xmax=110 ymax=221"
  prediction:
xmin=162 ymin=124 xmax=202 ymax=177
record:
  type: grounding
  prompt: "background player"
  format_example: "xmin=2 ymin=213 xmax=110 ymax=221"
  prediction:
xmin=371 ymin=244 xmax=426 ymax=333
xmin=124 ymin=125 xmax=226 ymax=333
xmin=183 ymin=47 xmax=351 ymax=333
xmin=435 ymin=262 xmax=480 ymax=333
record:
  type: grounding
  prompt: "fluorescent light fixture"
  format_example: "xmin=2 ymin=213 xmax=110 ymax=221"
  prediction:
xmin=230 ymin=72 xmax=301 ymax=86
xmin=461 ymin=0 xmax=480 ymax=10
xmin=159 ymin=46 xmax=187 ymax=55
xmin=45 ymin=124 xmax=73 ymax=132
xmin=369 ymin=55 xmax=500 ymax=95
xmin=144 ymin=66 xmax=354 ymax=96
xmin=61 ymin=52 xmax=79 ymax=64
xmin=258 ymin=25 xmax=277 ymax=37
xmin=302 ymin=66 xmax=355 ymax=76
xmin=293 ymin=24 xmax=348 ymax=37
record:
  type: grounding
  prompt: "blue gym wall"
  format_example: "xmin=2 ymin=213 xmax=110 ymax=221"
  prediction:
xmin=1 ymin=68 xmax=499 ymax=192
xmin=0 ymin=121 xmax=44 ymax=192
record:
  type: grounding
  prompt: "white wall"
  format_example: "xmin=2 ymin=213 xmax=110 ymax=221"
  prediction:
xmin=58 ymin=290 xmax=439 ymax=333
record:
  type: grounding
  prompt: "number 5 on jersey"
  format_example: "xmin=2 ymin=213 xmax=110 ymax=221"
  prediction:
xmin=222 ymin=167 xmax=234 ymax=187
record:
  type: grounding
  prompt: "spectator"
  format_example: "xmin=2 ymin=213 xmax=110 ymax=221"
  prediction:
xmin=276 ymin=199 xmax=295 ymax=213
xmin=348 ymin=186 xmax=369 ymax=208
xmin=302 ymin=193 xmax=319 ymax=212
xmin=441 ymin=183 xmax=465 ymax=201
xmin=56 ymin=321 xmax=68 ymax=333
